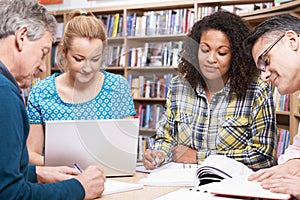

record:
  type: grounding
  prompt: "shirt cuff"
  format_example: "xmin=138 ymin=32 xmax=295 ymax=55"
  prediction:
xmin=28 ymin=164 xmax=38 ymax=183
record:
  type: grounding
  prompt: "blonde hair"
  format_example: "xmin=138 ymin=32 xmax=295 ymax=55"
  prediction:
xmin=57 ymin=9 xmax=107 ymax=71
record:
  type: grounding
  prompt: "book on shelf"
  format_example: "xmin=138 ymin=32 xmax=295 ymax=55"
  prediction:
xmin=126 ymin=12 xmax=137 ymax=36
xmin=21 ymin=77 xmax=41 ymax=105
xmin=127 ymin=8 xmax=194 ymax=37
xmin=128 ymin=74 xmax=173 ymax=99
xmin=277 ymin=128 xmax=290 ymax=158
xmin=98 ymin=14 xmax=109 ymax=31
xmin=137 ymin=104 xmax=164 ymax=129
xmin=143 ymin=104 xmax=151 ymax=128
xmin=105 ymin=45 xmax=124 ymax=67
xmin=117 ymin=15 xmax=123 ymax=37
xmin=137 ymin=136 xmax=156 ymax=162
xmin=21 ymin=87 xmax=31 ymax=105
xmin=128 ymin=41 xmax=182 ymax=67
xmin=273 ymin=86 xmax=290 ymax=111
xmin=55 ymin=22 xmax=64 ymax=39
xmin=50 ymin=43 xmax=59 ymax=69
xmin=98 ymin=13 xmax=123 ymax=38
xmin=146 ymin=11 xmax=157 ymax=36
xmin=197 ymin=3 xmax=275 ymax=20
xmin=111 ymin=13 xmax=120 ymax=38
xmin=136 ymin=16 xmax=147 ymax=36
xmin=137 ymin=135 xmax=147 ymax=161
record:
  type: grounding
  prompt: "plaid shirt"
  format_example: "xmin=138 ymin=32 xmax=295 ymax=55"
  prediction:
xmin=155 ymin=75 xmax=277 ymax=170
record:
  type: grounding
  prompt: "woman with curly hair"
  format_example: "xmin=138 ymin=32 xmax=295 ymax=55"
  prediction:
xmin=143 ymin=11 xmax=277 ymax=171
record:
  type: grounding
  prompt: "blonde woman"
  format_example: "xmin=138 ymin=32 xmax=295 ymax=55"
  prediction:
xmin=26 ymin=10 xmax=135 ymax=165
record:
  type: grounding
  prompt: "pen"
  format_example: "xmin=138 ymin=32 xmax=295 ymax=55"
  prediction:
xmin=73 ymin=162 xmax=83 ymax=173
xmin=147 ymin=137 xmax=158 ymax=168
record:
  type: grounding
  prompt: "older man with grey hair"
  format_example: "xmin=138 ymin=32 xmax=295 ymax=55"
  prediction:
xmin=0 ymin=0 xmax=105 ymax=199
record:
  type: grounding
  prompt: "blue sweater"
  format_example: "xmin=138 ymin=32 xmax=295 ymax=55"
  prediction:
xmin=0 ymin=61 xmax=85 ymax=199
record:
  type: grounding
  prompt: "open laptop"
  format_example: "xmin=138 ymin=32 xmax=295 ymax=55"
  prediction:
xmin=44 ymin=118 xmax=139 ymax=177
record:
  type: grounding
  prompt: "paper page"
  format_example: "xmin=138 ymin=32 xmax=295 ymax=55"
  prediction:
xmin=154 ymin=183 xmax=244 ymax=200
xmin=136 ymin=162 xmax=190 ymax=173
xmin=139 ymin=162 xmax=199 ymax=186
xmin=136 ymin=162 xmax=152 ymax=173
xmin=209 ymin=177 xmax=291 ymax=200
xmin=136 ymin=165 xmax=152 ymax=173
xmin=102 ymin=179 xmax=143 ymax=195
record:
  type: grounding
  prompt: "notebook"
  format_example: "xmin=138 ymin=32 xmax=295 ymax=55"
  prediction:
xmin=209 ymin=176 xmax=291 ymax=200
xmin=155 ymin=178 xmax=291 ymax=200
xmin=44 ymin=118 xmax=139 ymax=177
xmin=139 ymin=162 xmax=199 ymax=186
xmin=103 ymin=179 xmax=143 ymax=195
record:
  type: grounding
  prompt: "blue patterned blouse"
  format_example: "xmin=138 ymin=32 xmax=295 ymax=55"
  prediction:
xmin=27 ymin=71 xmax=136 ymax=124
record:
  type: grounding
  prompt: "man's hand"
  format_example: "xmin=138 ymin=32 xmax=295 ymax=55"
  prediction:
xmin=248 ymin=159 xmax=300 ymax=182
xmin=36 ymin=166 xmax=80 ymax=183
xmin=75 ymin=165 xmax=106 ymax=200
xmin=261 ymin=174 xmax=300 ymax=200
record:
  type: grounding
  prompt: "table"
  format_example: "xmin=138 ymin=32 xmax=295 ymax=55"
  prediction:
xmin=99 ymin=173 xmax=188 ymax=200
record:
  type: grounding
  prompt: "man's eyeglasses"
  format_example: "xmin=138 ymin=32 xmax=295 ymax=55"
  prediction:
xmin=257 ymin=34 xmax=285 ymax=74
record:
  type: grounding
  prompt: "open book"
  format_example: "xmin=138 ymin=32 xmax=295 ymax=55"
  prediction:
xmin=138 ymin=155 xmax=252 ymax=187
xmin=196 ymin=155 xmax=253 ymax=185
xmin=155 ymin=155 xmax=291 ymax=200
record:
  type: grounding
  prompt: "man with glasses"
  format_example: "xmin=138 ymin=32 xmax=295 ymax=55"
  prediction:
xmin=244 ymin=14 xmax=300 ymax=199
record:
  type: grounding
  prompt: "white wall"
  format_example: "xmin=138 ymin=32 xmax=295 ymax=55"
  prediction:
xmin=44 ymin=0 xmax=177 ymax=11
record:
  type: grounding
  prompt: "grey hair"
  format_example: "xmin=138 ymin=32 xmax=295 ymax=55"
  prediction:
xmin=244 ymin=14 xmax=300 ymax=57
xmin=0 ymin=0 xmax=57 ymax=41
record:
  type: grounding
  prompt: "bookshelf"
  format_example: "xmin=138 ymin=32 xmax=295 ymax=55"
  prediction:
xmin=45 ymin=0 xmax=300 ymax=145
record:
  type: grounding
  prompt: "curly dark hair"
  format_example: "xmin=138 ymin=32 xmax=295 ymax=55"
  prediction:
xmin=178 ymin=11 xmax=257 ymax=97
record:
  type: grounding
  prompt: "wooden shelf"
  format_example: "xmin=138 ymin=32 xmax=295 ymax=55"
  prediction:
xmin=197 ymin=0 xmax=273 ymax=5
xmin=107 ymin=37 xmax=126 ymax=45
xmin=139 ymin=128 xmax=156 ymax=136
xmin=134 ymin=97 xmax=166 ymax=103
xmin=277 ymin=124 xmax=290 ymax=130
xmin=100 ymin=67 xmax=125 ymax=75
xmin=127 ymin=66 xmax=178 ymax=75
xmin=127 ymin=34 xmax=187 ymax=43
xmin=294 ymin=113 xmax=300 ymax=118
xmin=276 ymin=112 xmax=290 ymax=128
xmin=276 ymin=111 xmax=290 ymax=116
xmin=50 ymin=67 xmax=61 ymax=74
xmin=240 ymin=1 xmax=300 ymax=26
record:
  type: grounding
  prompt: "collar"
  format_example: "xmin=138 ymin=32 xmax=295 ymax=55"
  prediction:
xmin=0 ymin=60 xmax=20 ymax=91
xmin=195 ymin=80 xmax=231 ymax=98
